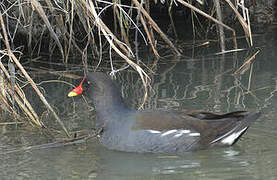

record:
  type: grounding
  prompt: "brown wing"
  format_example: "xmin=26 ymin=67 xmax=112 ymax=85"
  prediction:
xmin=133 ymin=110 xmax=251 ymax=143
xmin=133 ymin=110 xmax=248 ymax=130
xmin=132 ymin=110 xmax=202 ymax=131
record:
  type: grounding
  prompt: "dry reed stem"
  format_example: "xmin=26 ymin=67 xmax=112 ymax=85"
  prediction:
xmin=234 ymin=50 xmax=260 ymax=74
xmin=6 ymin=84 xmax=38 ymax=125
xmin=176 ymin=0 xmax=238 ymax=48
xmin=0 ymin=90 xmax=18 ymax=117
xmin=114 ymin=6 xmax=131 ymax=48
xmin=45 ymin=0 xmax=54 ymax=11
xmin=0 ymin=121 xmax=24 ymax=125
xmin=27 ymin=7 xmax=34 ymax=54
xmin=87 ymin=0 xmax=150 ymax=109
xmin=113 ymin=4 xmax=118 ymax=34
xmin=247 ymin=63 xmax=253 ymax=91
xmin=237 ymin=2 xmax=253 ymax=46
xmin=168 ymin=0 xmax=178 ymax=39
xmin=0 ymin=61 xmax=42 ymax=126
xmin=214 ymin=0 xmax=225 ymax=51
xmin=64 ymin=31 xmax=83 ymax=55
xmin=80 ymin=0 xmax=132 ymax=56
xmin=140 ymin=15 xmax=160 ymax=58
xmin=0 ymin=11 xmax=70 ymax=137
xmin=56 ymin=14 xmax=68 ymax=57
xmin=224 ymin=0 xmax=250 ymax=37
xmin=245 ymin=6 xmax=252 ymax=46
xmin=65 ymin=1 xmax=74 ymax=63
xmin=132 ymin=0 xmax=181 ymax=56
xmin=144 ymin=0 xmax=155 ymax=49
xmin=30 ymin=0 xmax=64 ymax=59
xmin=214 ymin=48 xmax=246 ymax=55
xmin=0 ymin=67 xmax=34 ymax=123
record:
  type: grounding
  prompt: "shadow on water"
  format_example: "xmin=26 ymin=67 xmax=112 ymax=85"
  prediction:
xmin=1 ymin=27 xmax=277 ymax=179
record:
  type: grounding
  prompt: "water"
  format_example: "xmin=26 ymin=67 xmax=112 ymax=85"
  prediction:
xmin=0 ymin=27 xmax=277 ymax=179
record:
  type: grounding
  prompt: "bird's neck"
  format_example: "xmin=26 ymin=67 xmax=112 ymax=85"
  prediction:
xmin=92 ymin=93 xmax=130 ymax=126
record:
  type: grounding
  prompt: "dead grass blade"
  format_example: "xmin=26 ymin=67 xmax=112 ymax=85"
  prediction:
xmin=0 ymin=88 xmax=22 ymax=119
xmin=113 ymin=5 xmax=131 ymax=48
xmin=87 ymin=0 xmax=150 ymax=108
xmin=224 ymin=0 xmax=250 ymax=38
xmin=65 ymin=1 xmax=74 ymax=63
xmin=132 ymin=0 xmax=181 ymax=56
xmin=30 ymin=0 xmax=64 ymax=59
xmin=0 ymin=11 xmax=70 ymax=137
xmin=176 ymin=0 xmax=238 ymax=48
xmin=78 ymin=0 xmax=133 ymax=57
xmin=140 ymin=15 xmax=160 ymax=58
xmin=0 ymin=121 xmax=24 ymax=126
xmin=0 ymin=61 xmax=42 ymax=127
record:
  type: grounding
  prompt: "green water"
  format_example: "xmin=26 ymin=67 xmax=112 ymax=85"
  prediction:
xmin=0 ymin=27 xmax=277 ymax=179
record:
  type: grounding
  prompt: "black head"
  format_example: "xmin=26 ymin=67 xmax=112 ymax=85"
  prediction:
xmin=68 ymin=72 xmax=123 ymax=103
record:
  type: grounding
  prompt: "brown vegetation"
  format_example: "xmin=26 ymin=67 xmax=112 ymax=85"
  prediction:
xmin=0 ymin=0 xmax=255 ymax=137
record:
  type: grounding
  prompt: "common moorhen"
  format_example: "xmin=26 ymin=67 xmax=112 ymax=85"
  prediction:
xmin=68 ymin=72 xmax=261 ymax=154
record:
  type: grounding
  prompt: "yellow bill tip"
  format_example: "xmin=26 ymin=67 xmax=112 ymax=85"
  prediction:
xmin=68 ymin=91 xmax=78 ymax=97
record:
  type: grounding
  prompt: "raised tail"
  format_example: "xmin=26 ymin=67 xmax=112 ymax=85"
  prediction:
xmin=212 ymin=112 xmax=261 ymax=146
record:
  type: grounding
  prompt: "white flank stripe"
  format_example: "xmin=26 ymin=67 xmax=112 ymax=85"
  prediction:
xmin=221 ymin=127 xmax=248 ymax=145
xmin=174 ymin=133 xmax=183 ymax=138
xmin=161 ymin=130 xmax=177 ymax=137
xmin=147 ymin=130 xmax=161 ymax=134
xmin=189 ymin=132 xmax=200 ymax=137
xmin=180 ymin=130 xmax=191 ymax=134
xmin=174 ymin=130 xmax=191 ymax=138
